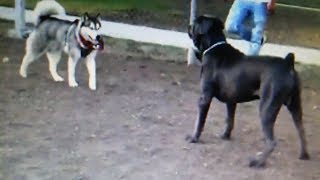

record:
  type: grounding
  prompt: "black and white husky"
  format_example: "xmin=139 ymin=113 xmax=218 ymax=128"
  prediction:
xmin=19 ymin=0 xmax=104 ymax=90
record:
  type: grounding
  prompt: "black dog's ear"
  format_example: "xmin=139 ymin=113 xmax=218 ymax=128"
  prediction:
xmin=196 ymin=16 xmax=225 ymax=34
xmin=214 ymin=18 xmax=224 ymax=31
xmin=194 ymin=16 xmax=207 ymax=35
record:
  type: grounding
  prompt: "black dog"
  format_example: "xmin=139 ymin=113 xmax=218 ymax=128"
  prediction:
xmin=186 ymin=15 xmax=310 ymax=168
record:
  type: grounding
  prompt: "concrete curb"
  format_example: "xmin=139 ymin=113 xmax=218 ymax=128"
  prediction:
xmin=0 ymin=6 xmax=319 ymax=66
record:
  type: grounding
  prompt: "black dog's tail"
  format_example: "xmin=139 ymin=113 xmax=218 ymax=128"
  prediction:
xmin=285 ymin=53 xmax=295 ymax=68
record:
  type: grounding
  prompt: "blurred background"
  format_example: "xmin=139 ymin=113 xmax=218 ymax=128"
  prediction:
xmin=0 ymin=0 xmax=319 ymax=48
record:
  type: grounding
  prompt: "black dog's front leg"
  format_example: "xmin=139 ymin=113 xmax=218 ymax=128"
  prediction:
xmin=186 ymin=94 xmax=212 ymax=143
xmin=221 ymin=103 xmax=237 ymax=140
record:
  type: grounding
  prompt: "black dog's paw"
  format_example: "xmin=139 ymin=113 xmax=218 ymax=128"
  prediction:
xmin=299 ymin=152 xmax=310 ymax=160
xmin=248 ymin=157 xmax=266 ymax=168
xmin=185 ymin=135 xmax=199 ymax=143
xmin=220 ymin=133 xmax=231 ymax=140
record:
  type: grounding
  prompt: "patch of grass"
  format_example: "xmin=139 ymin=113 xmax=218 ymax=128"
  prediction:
xmin=296 ymin=64 xmax=320 ymax=90
xmin=198 ymin=1 xmax=320 ymax=48
xmin=0 ymin=20 xmax=13 ymax=35
xmin=265 ymin=5 xmax=320 ymax=48
xmin=1 ymin=0 xmax=319 ymax=12
xmin=279 ymin=0 xmax=320 ymax=9
xmin=0 ymin=0 xmax=319 ymax=48
xmin=0 ymin=0 xmax=172 ymax=12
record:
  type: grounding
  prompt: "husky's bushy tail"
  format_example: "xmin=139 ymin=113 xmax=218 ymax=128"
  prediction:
xmin=33 ymin=0 xmax=66 ymax=25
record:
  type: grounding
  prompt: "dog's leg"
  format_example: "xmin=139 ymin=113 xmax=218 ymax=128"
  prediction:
xmin=249 ymin=99 xmax=281 ymax=168
xmin=68 ymin=56 xmax=80 ymax=87
xmin=186 ymin=94 xmax=212 ymax=143
xmin=20 ymin=52 xmax=36 ymax=78
xmin=85 ymin=53 xmax=97 ymax=90
xmin=47 ymin=52 xmax=64 ymax=82
xmin=20 ymin=33 xmax=42 ymax=78
xmin=186 ymin=83 xmax=213 ymax=143
xmin=221 ymin=103 xmax=237 ymax=140
xmin=286 ymin=91 xmax=310 ymax=160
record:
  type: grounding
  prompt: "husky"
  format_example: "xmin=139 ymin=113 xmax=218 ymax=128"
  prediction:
xmin=19 ymin=0 xmax=104 ymax=90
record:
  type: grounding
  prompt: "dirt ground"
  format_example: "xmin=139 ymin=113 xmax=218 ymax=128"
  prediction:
xmin=1 ymin=28 xmax=320 ymax=179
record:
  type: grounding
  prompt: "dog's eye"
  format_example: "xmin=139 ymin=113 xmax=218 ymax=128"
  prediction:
xmin=89 ymin=23 xmax=95 ymax=30
xmin=95 ymin=23 xmax=101 ymax=30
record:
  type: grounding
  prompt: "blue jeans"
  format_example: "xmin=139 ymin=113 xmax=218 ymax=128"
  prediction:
xmin=225 ymin=0 xmax=268 ymax=55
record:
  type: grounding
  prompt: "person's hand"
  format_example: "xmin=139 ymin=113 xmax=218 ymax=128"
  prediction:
xmin=267 ymin=1 xmax=276 ymax=15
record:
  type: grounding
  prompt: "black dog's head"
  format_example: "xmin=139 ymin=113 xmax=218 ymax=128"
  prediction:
xmin=188 ymin=15 xmax=225 ymax=53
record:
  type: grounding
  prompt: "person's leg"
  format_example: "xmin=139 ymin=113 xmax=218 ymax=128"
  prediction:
xmin=247 ymin=2 xmax=268 ymax=55
xmin=225 ymin=0 xmax=252 ymax=41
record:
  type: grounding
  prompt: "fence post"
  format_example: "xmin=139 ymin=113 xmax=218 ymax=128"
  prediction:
xmin=15 ymin=0 xmax=26 ymax=38
xmin=190 ymin=0 xmax=197 ymax=25
xmin=187 ymin=0 xmax=202 ymax=65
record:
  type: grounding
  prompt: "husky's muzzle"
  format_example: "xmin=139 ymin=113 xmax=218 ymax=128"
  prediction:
xmin=92 ymin=35 xmax=104 ymax=50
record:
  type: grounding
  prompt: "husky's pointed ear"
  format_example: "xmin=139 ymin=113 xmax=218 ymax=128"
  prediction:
xmin=96 ymin=13 xmax=102 ymax=22
xmin=81 ymin=12 xmax=89 ymax=22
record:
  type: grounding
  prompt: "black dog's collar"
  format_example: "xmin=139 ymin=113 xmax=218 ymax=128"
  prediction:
xmin=203 ymin=41 xmax=227 ymax=55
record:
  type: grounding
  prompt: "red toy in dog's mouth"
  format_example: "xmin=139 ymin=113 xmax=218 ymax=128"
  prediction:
xmin=79 ymin=33 xmax=104 ymax=51
xmin=93 ymin=38 xmax=104 ymax=50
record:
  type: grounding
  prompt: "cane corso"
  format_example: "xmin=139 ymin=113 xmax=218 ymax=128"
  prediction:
xmin=186 ymin=15 xmax=310 ymax=168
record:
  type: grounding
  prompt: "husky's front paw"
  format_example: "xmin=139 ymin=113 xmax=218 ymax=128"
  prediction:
xmin=89 ymin=82 xmax=96 ymax=91
xmin=69 ymin=80 xmax=78 ymax=87
xmin=20 ymin=69 xmax=27 ymax=78
xmin=53 ymin=75 xmax=64 ymax=82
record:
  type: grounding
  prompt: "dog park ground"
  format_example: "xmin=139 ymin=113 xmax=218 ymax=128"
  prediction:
xmin=0 ymin=16 xmax=320 ymax=179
